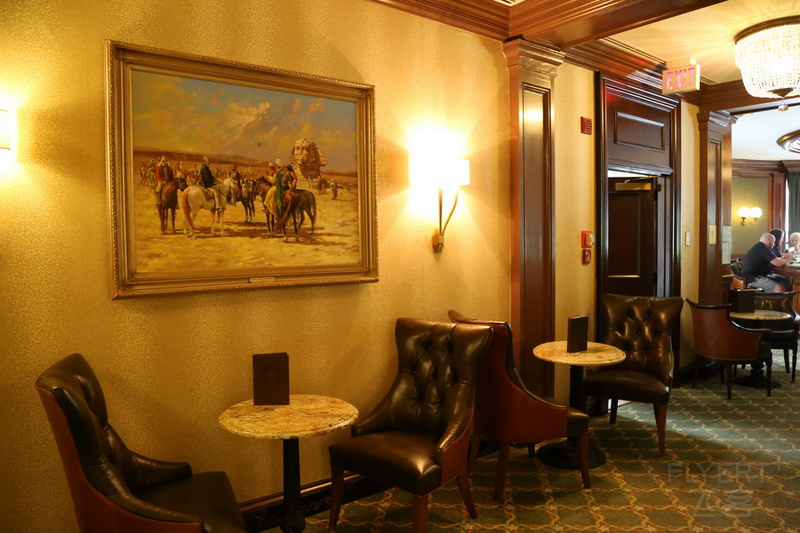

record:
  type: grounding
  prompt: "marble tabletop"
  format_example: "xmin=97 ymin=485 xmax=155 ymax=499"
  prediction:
xmin=219 ymin=394 xmax=358 ymax=440
xmin=533 ymin=340 xmax=625 ymax=367
xmin=729 ymin=309 xmax=791 ymax=321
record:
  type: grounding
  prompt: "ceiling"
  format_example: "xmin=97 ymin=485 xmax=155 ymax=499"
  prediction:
xmin=380 ymin=0 xmax=800 ymax=161
xmin=605 ymin=0 xmax=800 ymax=161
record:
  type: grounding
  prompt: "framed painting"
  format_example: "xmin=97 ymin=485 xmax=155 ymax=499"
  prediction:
xmin=106 ymin=41 xmax=377 ymax=298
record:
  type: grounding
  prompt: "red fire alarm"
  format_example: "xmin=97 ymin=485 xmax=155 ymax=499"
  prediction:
xmin=580 ymin=117 xmax=592 ymax=135
xmin=581 ymin=230 xmax=595 ymax=248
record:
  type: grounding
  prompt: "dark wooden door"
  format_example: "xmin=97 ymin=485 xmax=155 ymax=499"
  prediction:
xmin=606 ymin=187 xmax=657 ymax=296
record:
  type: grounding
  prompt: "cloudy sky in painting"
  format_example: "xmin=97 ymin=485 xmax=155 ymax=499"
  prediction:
xmin=131 ymin=70 xmax=358 ymax=172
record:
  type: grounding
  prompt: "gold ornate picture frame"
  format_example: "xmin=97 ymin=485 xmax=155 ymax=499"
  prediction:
xmin=106 ymin=41 xmax=377 ymax=298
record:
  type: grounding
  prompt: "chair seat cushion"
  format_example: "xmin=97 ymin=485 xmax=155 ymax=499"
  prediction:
xmin=583 ymin=370 xmax=670 ymax=404
xmin=766 ymin=329 xmax=797 ymax=349
xmin=135 ymin=471 xmax=247 ymax=533
xmin=329 ymin=431 xmax=442 ymax=496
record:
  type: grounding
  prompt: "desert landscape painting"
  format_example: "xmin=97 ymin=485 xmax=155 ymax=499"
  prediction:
xmin=108 ymin=43 xmax=376 ymax=295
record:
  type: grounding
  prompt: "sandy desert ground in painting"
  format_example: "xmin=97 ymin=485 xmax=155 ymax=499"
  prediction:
xmin=129 ymin=161 xmax=363 ymax=275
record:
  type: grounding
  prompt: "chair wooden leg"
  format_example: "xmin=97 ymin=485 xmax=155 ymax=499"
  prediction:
xmin=792 ymin=351 xmax=797 ymax=383
xmin=725 ymin=363 xmax=733 ymax=400
xmin=328 ymin=465 xmax=345 ymax=531
xmin=576 ymin=431 xmax=590 ymax=488
xmin=609 ymin=399 xmax=618 ymax=424
xmin=493 ymin=442 xmax=510 ymax=501
xmin=457 ymin=470 xmax=477 ymax=518
xmin=784 ymin=349 xmax=791 ymax=373
xmin=766 ymin=360 xmax=772 ymax=397
xmin=468 ymin=433 xmax=481 ymax=470
xmin=412 ymin=494 xmax=429 ymax=533
xmin=653 ymin=403 xmax=667 ymax=455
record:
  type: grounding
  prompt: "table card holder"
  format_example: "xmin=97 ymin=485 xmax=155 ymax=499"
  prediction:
xmin=566 ymin=315 xmax=589 ymax=353
xmin=253 ymin=353 xmax=290 ymax=405
xmin=729 ymin=288 xmax=756 ymax=313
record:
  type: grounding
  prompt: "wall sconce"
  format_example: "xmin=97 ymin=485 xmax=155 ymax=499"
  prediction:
xmin=409 ymin=153 xmax=470 ymax=252
xmin=738 ymin=206 xmax=762 ymax=225
xmin=0 ymin=109 xmax=10 ymax=151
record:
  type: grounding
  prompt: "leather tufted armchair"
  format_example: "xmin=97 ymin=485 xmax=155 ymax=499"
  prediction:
xmin=583 ymin=294 xmax=684 ymax=455
xmin=35 ymin=353 xmax=247 ymax=533
xmin=328 ymin=317 xmax=493 ymax=533
xmin=448 ymin=310 xmax=590 ymax=498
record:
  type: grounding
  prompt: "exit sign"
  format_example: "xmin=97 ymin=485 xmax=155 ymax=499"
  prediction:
xmin=662 ymin=62 xmax=700 ymax=94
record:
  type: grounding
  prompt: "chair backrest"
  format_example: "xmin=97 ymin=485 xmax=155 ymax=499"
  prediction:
xmin=447 ymin=310 xmax=568 ymax=442
xmin=35 ymin=354 xmax=199 ymax=533
xmin=754 ymin=291 xmax=796 ymax=315
xmin=687 ymin=300 xmax=765 ymax=361
xmin=730 ymin=258 xmax=743 ymax=276
xmin=379 ymin=318 xmax=492 ymax=438
xmin=600 ymin=293 xmax=684 ymax=386
xmin=730 ymin=276 xmax=747 ymax=290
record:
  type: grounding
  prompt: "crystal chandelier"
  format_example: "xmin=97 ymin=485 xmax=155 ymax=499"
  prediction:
xmin=735 ymin=16 xmax=800 ymax=99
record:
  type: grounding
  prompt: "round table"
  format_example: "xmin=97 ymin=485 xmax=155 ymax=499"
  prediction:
xmin=219 ymin=394 xmax=358 ymax=533
xmin=729 ymin=309 xmax=791 ymax=390
xmin=533 ymin=341 xmax=626 ymax=469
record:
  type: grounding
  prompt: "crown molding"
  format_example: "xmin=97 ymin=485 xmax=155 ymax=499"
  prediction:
xmin=366 ymin=0 xmax=724 ymax=46
xmin=510 ymin=0 xmax=726 ymax=48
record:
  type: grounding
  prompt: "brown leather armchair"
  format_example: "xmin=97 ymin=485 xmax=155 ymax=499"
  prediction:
xmin=753 ymin=291 xmax=798 ymax=382
xmin=688 ymin=300 xmax=774 ymax=399
xmin=448 ymin=310 xmax=590 ymax=499
xmin=35 ymin=353 xmax=247 ymax=533
xmin=328 ymin=318 xmax=493 ymax=533
xmin=583 ymin=294 xmax=684 ymax=455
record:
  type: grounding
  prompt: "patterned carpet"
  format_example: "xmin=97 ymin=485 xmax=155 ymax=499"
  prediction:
xmin=293 ymin=354 xmax=800 ymax=532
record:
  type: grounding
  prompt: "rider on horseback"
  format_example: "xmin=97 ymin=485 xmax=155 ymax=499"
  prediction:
xmin=154 ymin=155 xmax=174 ymax=209
xmin=199 ymin=156 xmax=225 ymax=209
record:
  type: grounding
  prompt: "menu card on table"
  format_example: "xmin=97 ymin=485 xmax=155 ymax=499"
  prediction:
xmin=253 ymin=352 xmax=290 ymax=405
xmin=567 ymin=315 xmax=589 ymax=353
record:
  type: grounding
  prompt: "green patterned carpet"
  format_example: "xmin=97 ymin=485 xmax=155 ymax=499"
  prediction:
xmin=297 ymin=355 xmax=800 ymax=532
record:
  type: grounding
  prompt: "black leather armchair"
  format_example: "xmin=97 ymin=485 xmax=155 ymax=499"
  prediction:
xmin=753 ymin=291 xmax=798 ymax=382
xmin=328 ymin=318 xmax=493 ymax=533
xmin=35 ymin=353 xmax=247 ymax=533
xmin=583 ymin=294 xmax=684 ymax=455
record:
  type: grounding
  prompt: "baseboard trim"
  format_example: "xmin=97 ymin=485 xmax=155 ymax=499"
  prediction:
xmin=239 ymin=474 xmax=388 ymax=532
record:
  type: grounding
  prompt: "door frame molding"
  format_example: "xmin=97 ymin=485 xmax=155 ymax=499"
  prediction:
xmin=596 ymin=75 xmax=682 ymax=300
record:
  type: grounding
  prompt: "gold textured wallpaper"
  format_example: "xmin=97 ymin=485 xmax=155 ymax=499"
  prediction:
xmin=0 ymin=0 xmax=511 ymax=531
xmin=0 ymin=1 xmax=701 ymax=531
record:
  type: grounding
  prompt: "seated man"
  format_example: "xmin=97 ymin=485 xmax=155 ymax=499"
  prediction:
xmin=740 ymin=232 xmax=794 ymax=292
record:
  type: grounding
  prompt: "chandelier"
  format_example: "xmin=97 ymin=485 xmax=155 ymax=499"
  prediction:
xmin=734 ymin=16 xmax=800 ymax=99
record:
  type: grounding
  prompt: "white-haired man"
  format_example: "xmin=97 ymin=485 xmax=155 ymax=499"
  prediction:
xmin=740 ymin=232 xmax=794 ymax=292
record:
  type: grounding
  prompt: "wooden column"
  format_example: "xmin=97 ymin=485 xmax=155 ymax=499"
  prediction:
xmin=697 ymin=110 xmax=733 ymax=304
xmin=504 ymin=39 xmax=564 ymax=396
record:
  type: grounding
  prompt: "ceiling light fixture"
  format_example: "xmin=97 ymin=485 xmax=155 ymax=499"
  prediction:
xmin=735 ymin=16 xmax=800 ymax=99
xmin=778 ymin=130 xmax=800 ymax=154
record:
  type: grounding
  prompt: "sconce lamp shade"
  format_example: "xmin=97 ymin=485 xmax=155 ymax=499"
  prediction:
xmin=409 ymin=154 xmax=470 ymax=188
xmin=0 ymin=109 xmax=9 ymax=151
xmin=408 ymin=152 xmax=470 ymax=252
xmin=738 ymin=206 xmax=762 ymax=225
